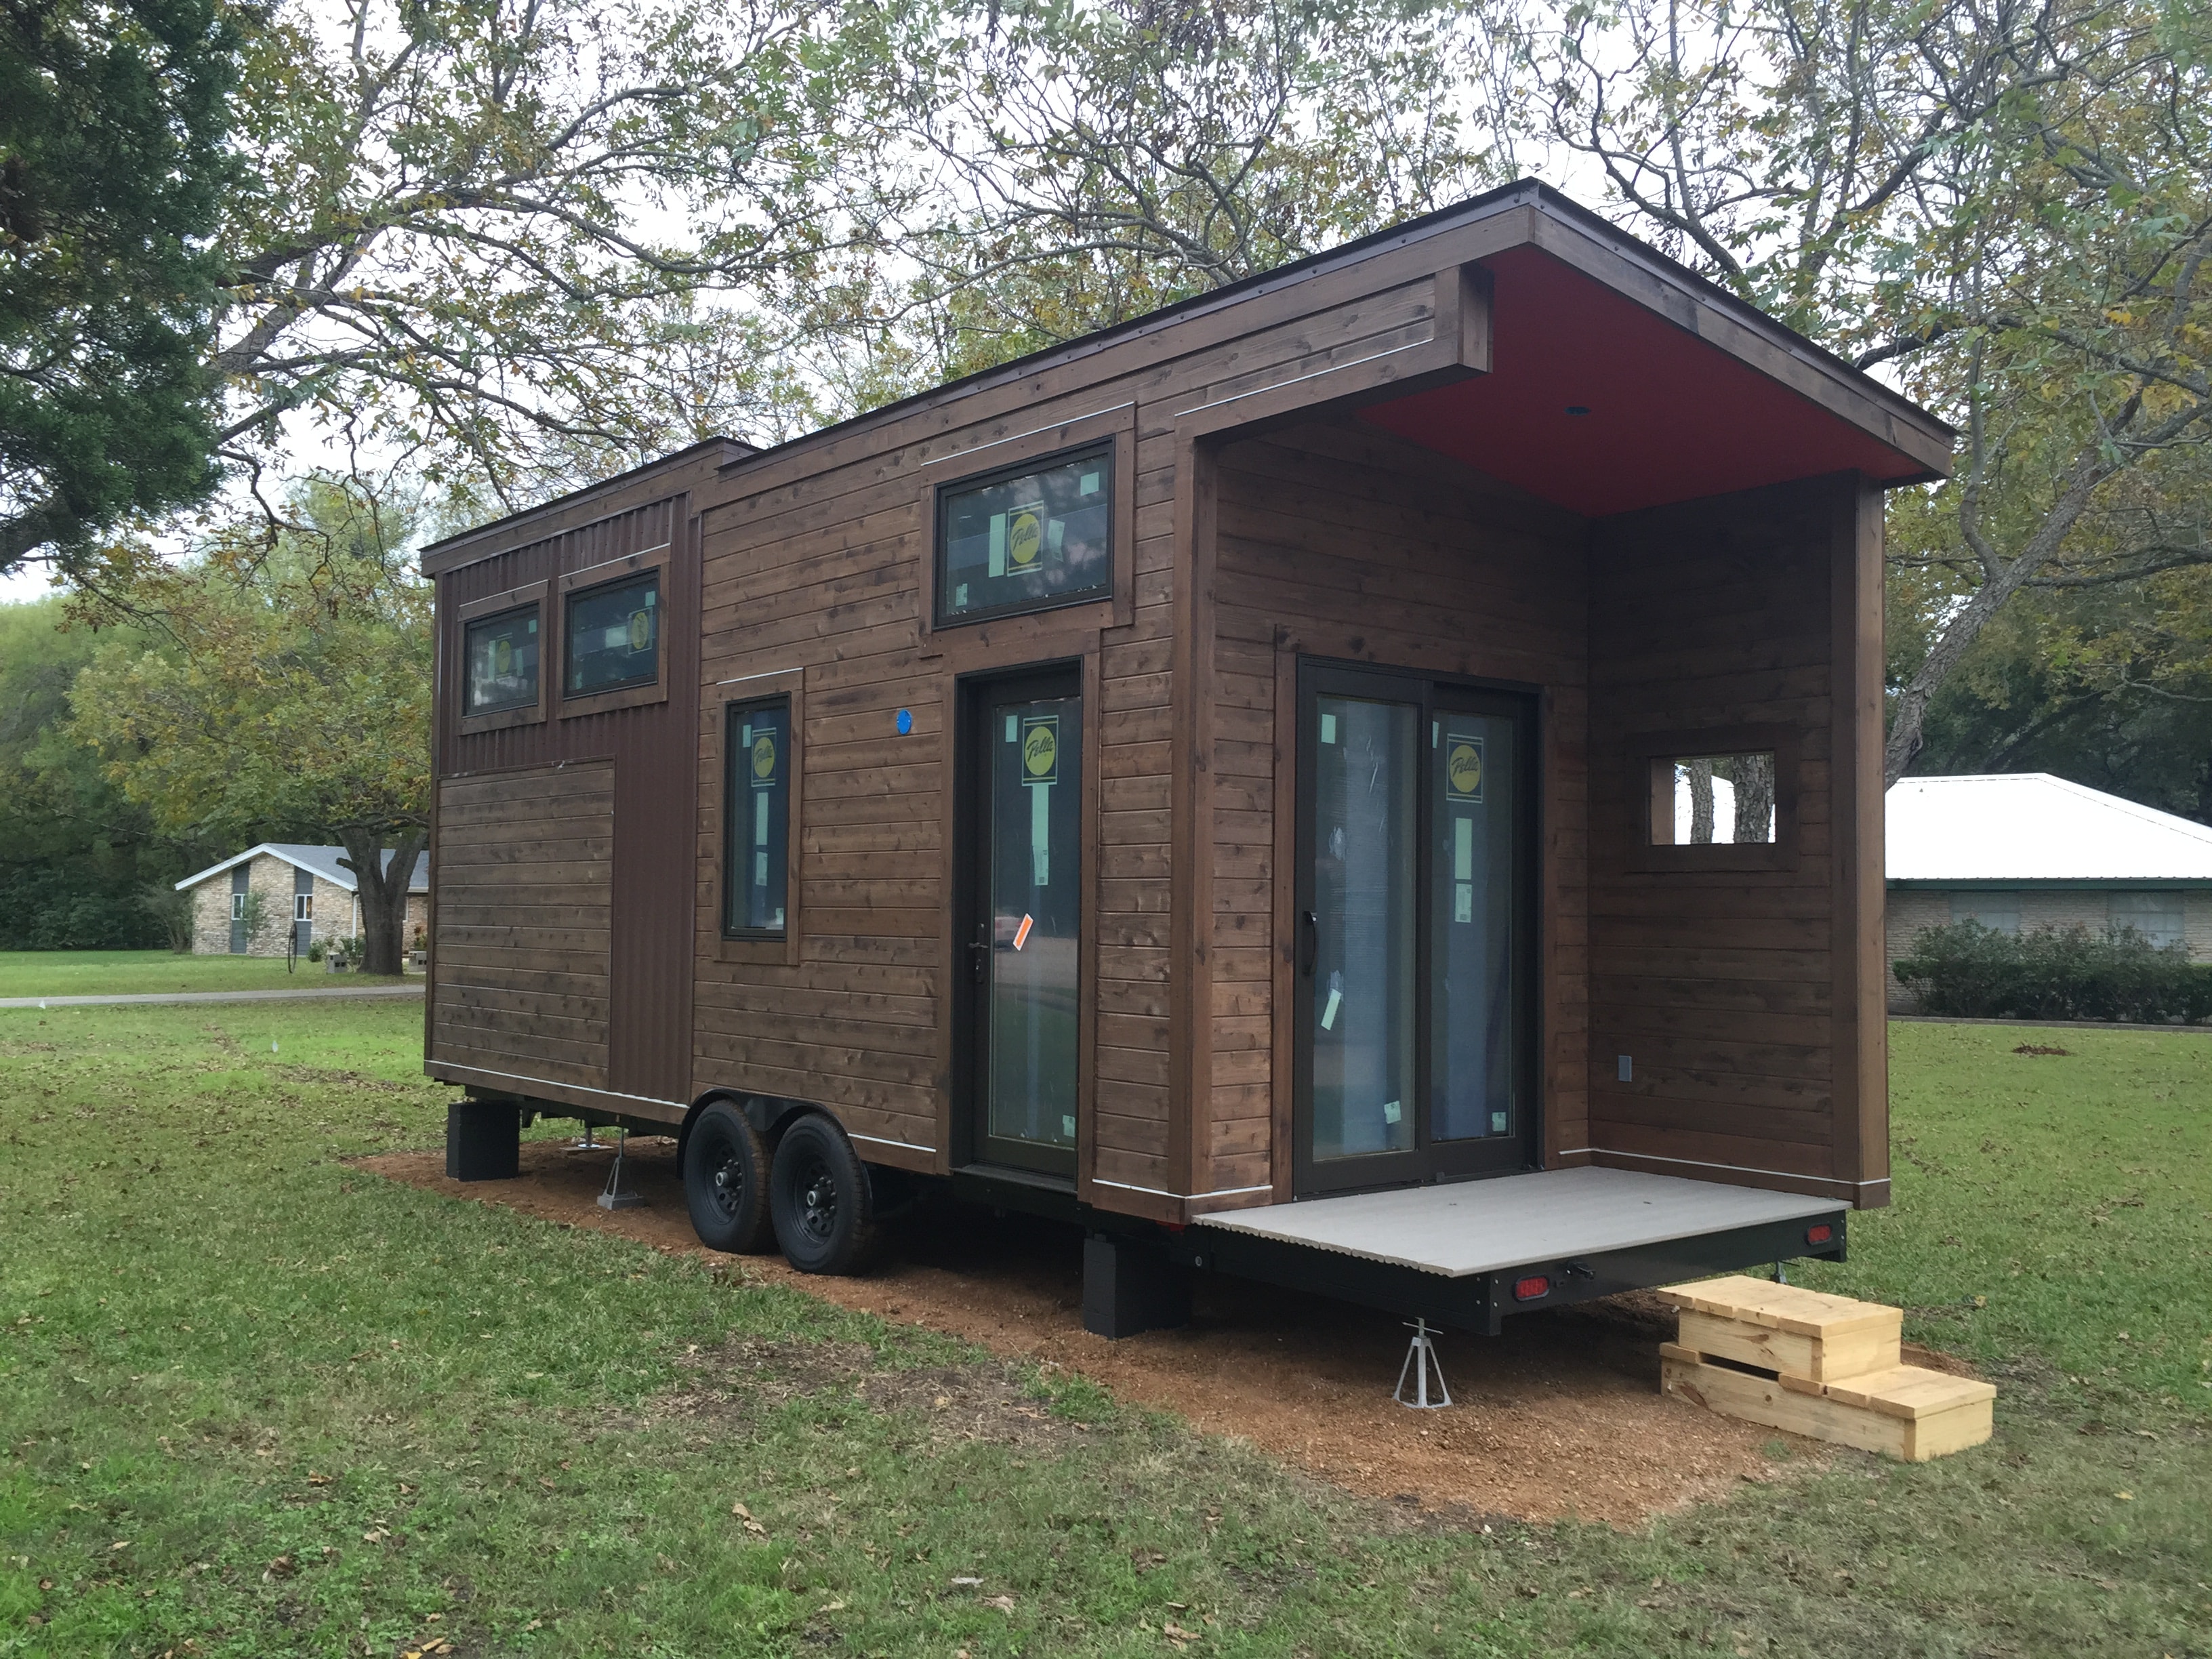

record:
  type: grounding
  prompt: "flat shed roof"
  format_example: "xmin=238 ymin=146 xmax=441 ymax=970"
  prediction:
xmin=1194 ymin=1166 xmax=1842 ymax=1279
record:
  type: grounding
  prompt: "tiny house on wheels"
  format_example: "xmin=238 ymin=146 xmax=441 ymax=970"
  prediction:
xmin=422 ymin=182 xmax=1950 ymax=1339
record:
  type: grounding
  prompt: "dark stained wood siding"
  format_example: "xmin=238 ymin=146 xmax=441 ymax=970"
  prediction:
xmin=1204 ymin=422 xmax=1593 ymax=1205
xmin=429 ymin=460 xmax=712 ymax=1111
xmin=1584 ymin=474 xmax=1885 ymax=1204
xmin=430 ymin=761 xmax=613 ymax=1088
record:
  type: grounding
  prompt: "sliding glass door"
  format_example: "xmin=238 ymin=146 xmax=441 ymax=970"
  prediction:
xmin=1293 ymin=662 xmax=1535 ymax=1195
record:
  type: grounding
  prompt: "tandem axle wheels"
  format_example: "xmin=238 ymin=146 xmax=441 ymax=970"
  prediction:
xmin=680 ymin=1102 xmax=878 ymax=1276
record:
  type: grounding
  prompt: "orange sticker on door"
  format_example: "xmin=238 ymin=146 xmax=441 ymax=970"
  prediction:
xmin=1013 ymin=914 xmax=1033 ymax=951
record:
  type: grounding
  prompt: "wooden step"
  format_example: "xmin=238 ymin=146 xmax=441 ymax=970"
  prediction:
xmin=1660 ymin=1345 xmax=1996 ymax=1461
xmin=1656 ymin=1275 xmax=1901 ymax=1382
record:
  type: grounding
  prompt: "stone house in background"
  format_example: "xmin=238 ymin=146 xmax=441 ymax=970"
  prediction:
xmin=176 ymin=844 xmax=430 ymax=957
xmin=1886 ymin=774 xmax=2212 ymax=1007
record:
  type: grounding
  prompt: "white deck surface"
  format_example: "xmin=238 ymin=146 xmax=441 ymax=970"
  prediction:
xmin=1193 ymin=1166 xmax=1842 ymax=1278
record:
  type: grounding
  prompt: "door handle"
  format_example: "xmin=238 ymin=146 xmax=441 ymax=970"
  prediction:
xmin=969 ymin=924 xmax=989 ymax=983
xmin=1299 ymin=910 xmax=1317 ymax=977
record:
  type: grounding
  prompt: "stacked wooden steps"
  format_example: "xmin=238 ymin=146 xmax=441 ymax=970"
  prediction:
xmin=1655 ymin=1275 xmax=1995 ymax=1462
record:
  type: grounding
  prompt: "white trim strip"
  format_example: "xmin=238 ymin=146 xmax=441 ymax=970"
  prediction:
xmin=927 ymin=403 xmax=1134 ymax=472
xmin=1578 ymin=1145 xmax=1888 ymax=1191
xmin=1173 ymin=339 xmax=1428 ymax=422
xmin=849 ymin=1131 xmax=936 ymax=1155
xmin=431 ymin=1061 xmax=684 ymax=1113
xmin=1089 ymin=1178 xmax=1275 ymax=1200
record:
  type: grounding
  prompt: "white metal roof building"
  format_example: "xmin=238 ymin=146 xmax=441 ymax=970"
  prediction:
xmin=1884 ymin=775 xmax=2212 ymax=988
xmin=174 ymin=843 xmax=430 ymax=958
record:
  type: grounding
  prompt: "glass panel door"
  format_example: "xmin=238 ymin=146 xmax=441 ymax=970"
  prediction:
xmin=1295 ymin=663 xmax=1534 ymax=1195
xmin=1429 ymin=708 xmax=1520 ymax=1146
xmin=969 ymin=671 xmax=1083 ymax=1176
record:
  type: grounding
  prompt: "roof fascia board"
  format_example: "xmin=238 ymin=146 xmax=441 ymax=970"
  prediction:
xmin=716 ymin=203 xmax=1539 ymax=505
xmin=174 ymin=843 xmax=274 ymax=890
xmin=1888 ymin=877 xmax=2212 ymax=889
xmin=419 ymin=437 xmax=744 ymax=574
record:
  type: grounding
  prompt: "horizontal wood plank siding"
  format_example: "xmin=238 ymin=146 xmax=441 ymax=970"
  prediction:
xmin=429 ymin=761 xmax=614 ymax=1090
xmin=1206 ymin=422 xmax=1592 ymax=1204
xmin=1585 ymin=475 xmax=1873 ymax=1200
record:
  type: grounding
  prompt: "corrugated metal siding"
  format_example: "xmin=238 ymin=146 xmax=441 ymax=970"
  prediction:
xmin=435 ymin=494 xmax=699 ymax=1105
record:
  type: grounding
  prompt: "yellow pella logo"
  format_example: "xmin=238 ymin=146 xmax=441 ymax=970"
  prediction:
xmin=1008 ymin=508 xmax=1044 ymax=569
xmin=751 ymin=733 xmax=776 ymax=781
xmin=1448 ymin=739 xmax=1483 ymax=798
xmin=492 ymin=638 xmax=512 ymax=676
xmin=1023 ymin=721 xmax=1057 ymax=779
xmin=628 ymin=609 xmax=652 ymax=651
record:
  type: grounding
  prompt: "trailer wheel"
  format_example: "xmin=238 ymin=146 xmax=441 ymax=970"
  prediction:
xmin=682 ymin=1101 xmax=773 ymax=1254
xmin=769 ymin=1113 xmax=876 ymax=1275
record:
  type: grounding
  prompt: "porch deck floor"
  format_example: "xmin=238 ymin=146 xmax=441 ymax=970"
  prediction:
xmin=1193 ymin=1166 xmax=1843 ymax=1278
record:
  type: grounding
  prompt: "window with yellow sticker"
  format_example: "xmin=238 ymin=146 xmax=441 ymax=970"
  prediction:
xmin=463 ymin=603 xmax=539 ymax=714
xmin=724 ymin=696 xmax=791 ymax=937
xmin=565 ymin=571 xmax=659 ymax=697
xmin=935 ymin=441 xmax=1112 ymax=626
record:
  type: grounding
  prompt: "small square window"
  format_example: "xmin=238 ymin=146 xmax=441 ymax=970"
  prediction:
xmin=724 ymin=697 xmax=792 ymax=938
xmin=1649 ymin=752 xmax=1777 ymax=845
xmin=463 ymin=603 xmax=541 ymax=714
xmin=935 ymin=442 xmax=1113 ymax=626
xmin=565 ymin=572 xmax=659 ymax=698
xmin=294 ymin=893 xmax=313 ymax=922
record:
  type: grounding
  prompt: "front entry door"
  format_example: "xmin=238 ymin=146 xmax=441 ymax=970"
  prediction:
xmin=963 ymin=668 xmax=1084 ymax=1176
xmin=1294 ymin=662 xmax=1535 ymax=1195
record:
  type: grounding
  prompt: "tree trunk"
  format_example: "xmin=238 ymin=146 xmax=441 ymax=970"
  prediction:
xmin=1686 ymin=758 xmax=1715 ymax=844
xmin=339 ymin=830 xmax=424 ymax=977
xmin=1734 ymin=750 xmax=1776 ymax=843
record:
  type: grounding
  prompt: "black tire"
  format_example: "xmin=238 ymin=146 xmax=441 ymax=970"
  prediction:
xmin=682 ymin=1101 xmax=773 ymax=1254
xmin=769 ymin=1113 xmax=877 ymax=1275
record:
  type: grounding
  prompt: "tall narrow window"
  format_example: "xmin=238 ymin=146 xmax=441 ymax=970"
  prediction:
xmin=935 ymin=441 xmax=1113 ymax=626
xmin=724 ymin=697 xmax=792 ymax=937
xmin=565 ymin=571 xmax=659 ymax=697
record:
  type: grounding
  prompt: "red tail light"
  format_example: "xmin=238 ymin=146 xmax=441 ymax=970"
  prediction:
xmin=1806 ymin=1224 xmax=1833 ymax=1245
xmin=1513 ymin=1275 xmax=1551 ymax=1302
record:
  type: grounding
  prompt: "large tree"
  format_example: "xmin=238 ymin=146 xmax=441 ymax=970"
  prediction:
xmin=1509 ymin=0 xmax=2212 ymax=784
xmin=8 ymin=0 xmax=929 ymax=588
xmin=0 ymin=0 xmax=241 ymax=573
xmin=68 ymin=487 xmax=432 ymax=974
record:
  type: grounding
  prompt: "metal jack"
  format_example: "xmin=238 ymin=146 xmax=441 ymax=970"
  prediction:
xmin=596 ymin=1126 xmax=647 ymax=1210
xmin=570 ymin=1121 xmax=605 ymax=1153
xmin=1393 ymin=1318 xmax=1452 ymax=1410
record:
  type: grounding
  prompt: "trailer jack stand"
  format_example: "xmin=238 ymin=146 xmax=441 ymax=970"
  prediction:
xmin=1394 ymin=1319 xmax=1452 ymax=1410
xmin=596 ymin=1128 xmax=647 ymax=1210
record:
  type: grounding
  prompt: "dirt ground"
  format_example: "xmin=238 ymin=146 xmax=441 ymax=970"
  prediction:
xmin=361 ymin=1136 xmax=1823 ymax=1525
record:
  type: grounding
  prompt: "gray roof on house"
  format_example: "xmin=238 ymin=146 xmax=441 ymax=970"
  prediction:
xmin=1887 ymin=774 xmax=2212 ymax=886
xmin=175 ymin=843 xmax=430 ymax=894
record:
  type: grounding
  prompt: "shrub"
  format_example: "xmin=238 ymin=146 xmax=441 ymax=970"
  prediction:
xmin=1894 ymin=921 xmax=2212 ymax=1025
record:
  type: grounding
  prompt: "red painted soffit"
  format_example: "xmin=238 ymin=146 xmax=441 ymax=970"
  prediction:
xmin=1357 ymin=245 xmax=1928 ymax=518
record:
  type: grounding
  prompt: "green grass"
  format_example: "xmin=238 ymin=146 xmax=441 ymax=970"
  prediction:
xmin=1 ymin=1006 xmax=2207 ymax=1656
xmin=0 ymin=950 xmax=410 ymax=998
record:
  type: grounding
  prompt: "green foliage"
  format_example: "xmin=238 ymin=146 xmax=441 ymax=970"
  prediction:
xmin=0 ymin=598 xmax=196 ymax=950
xmin=0 ymin=0 xmax=239 ymax=572
xmin=66 ymin=485 xmax=431 ymax=970
xmin=1893 ymin=920 xmax=2212 ymax=1023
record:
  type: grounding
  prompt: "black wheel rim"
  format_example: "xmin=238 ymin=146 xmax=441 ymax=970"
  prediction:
xmin=700 ymin=1129 xmax=744 ymax=1221
xmin=792 ymin=1151 xmax=838 ymax=1242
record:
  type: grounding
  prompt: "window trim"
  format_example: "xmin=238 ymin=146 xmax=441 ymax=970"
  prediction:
xmin=918 ymin=409 xmax=1135 ymax=649
xmin=455 ymin=580 xmax=550 ymax=734
xmin=713 ymin=668 xmax=804 ymax=964
xmin=1624 ymin=724 xmax=1801 ymax=874
xmin=558 ymin=545 xmax=672 ymax=719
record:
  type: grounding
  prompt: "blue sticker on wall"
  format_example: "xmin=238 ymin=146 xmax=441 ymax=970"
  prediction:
xmin=895 ymin=708 xmax=914 ymax=736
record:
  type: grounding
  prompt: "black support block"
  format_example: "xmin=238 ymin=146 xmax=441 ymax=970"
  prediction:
xmin=1082 ymin=1233 xmax=1190 ymax=1339
xmin=445 ymin=1099 xmax=520 ymax=1182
